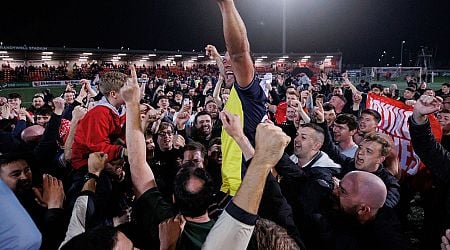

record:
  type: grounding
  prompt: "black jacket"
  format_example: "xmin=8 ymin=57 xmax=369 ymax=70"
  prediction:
xmin=275 ymin=153 xmax=341 ymax=249
xmin=409 ymin=117 xmax=450 ymax=230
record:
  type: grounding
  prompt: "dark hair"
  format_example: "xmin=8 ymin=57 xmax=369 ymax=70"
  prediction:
xmin=441 ymin=109 xmax=450 ymax=114
xmin=174 ymin=164 xmax=214 ymax=217
xmin=32 ymin=95 xmax=44 ymax=101
xmin=0 ymin=152 xmax=33 ymax=168
xmin=157 ymin=95 xmax=169 ymax=102
xmin=34 ymin=105 xmax=53 ymax=116
xmin=360 ymin=109 xmax=381 ymax=123
xmin=370 ymin=84 xmax=381 ymax=91
xmin=194 ymin=111 xmax=212 ymax=125
xmin=301 ymin=122 xmax=324 ymax=134
xmin=442 ymin=83 xmax=450 ymax=88
xmin=208 ymin=137 xmax=222 ymax=149
xmin=334 ymin=114 xmax=358 ymax=131
xmin=60 ymin=226 xmax=118 ymax=250
xmin=204 ymin=100 xmax=217 ymax=107
xmin=322 ymin=102 xmax=336 ymax=112
xmin=300 ymin=123 xmax=325 ymax=143
xmin=157 ymin=122 xmax=174 ymax=133
xmin=184 ymin=142 xmax=206 ymax=159
xmin=8 ymin=93 xmax=21 ymax=99
xmin=404 ymin=87 xmax=416 ymax=93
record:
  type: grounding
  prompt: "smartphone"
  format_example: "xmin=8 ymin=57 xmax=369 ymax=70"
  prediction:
xmin=183 ymin=98 xmax=190 ymax=106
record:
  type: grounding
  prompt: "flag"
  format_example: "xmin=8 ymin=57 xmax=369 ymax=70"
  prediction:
xmin=366 ymin=93 xmax=442 ymax=175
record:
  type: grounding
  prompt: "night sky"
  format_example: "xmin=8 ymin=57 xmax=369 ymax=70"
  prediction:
xmin=2 ymin=0 xmax=450 ymax=66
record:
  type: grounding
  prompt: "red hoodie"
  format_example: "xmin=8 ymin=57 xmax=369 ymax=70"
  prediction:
xmin=71 ymin=102 xmax=125 ymax=169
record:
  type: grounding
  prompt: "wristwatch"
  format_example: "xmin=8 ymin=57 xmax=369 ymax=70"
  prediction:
xmin=83 ymin=172 xmax=99 ymax=183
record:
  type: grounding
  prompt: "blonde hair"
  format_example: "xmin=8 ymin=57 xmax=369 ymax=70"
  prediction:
xmin=99 ymin=72 xmax=127 ymax=96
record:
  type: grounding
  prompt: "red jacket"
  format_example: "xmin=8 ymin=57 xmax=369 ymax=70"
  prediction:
xmin=71 ymin=103 xmax=125 ymax=169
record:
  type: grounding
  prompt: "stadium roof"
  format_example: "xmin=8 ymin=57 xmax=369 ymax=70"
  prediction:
xmin=0 ymin=45 xmax=342 ymax=64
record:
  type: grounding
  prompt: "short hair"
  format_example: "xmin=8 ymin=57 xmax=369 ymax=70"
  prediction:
xmin=204 ymin=100 xmax=217 ymax=107
xmin=300 ymin=123 xmax=325 ymax=145
xmin=247 ymin=218 xmax=301 ymax=250
xmin=334 ymin=114 xmax=358 ymax=131
xmin=286 ymin=89 xmax=299 ymax=98
xmin=208 ymin=137 xmax=221 ymax=149
xmin=440 ymin=109 xmax=450 ymax=114
xmin=157 ymin=95 xmax=169 ymax=102
xmin=442 ymin=83 xmax=450 ymax=88
xmin=35 ymin=105 xmax=53 ymax=116
xmin=370 ymin=84 xmax=381 ymax=91
xmin=360 ymin=109 xmax=381 ymax=123
xmin=60 ymin=226 xmax=118 ymax=250
xmin=194 ymin=111 xmax=212 ymax=125
xmin=323 ymin=102 xmax=336 ymax=112
xmin=184 ymin=142 xmax=206 ymax=159
xmin=99 ymin=72 xmax=128 ymax=96
xmin=8 ymin=93 xmax=21 ymax=99
xmin=0 ymin=152 xmax=32 ymax=169
xmin=174 ymin=164 xmax=214 ymax=217
xmin=363 ymin=133 xmax=391 ymax=157
xmin=32 ymin=95 xmax=44 ymax=101
xmin=404 ymin=87 xmax=416 ymax=93
xmin=157 ymin=122 xmax=174 ymax=133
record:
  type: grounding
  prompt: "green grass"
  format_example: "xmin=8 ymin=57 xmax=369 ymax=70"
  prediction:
xmin=1 ymin=76 xmax=449 ymax=106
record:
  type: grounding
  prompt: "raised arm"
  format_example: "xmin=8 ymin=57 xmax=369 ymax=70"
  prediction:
xmin=122 ymin=66 xmax=156 ymax=198
xmin=217 ymin=0 xmax=254 ymax=87
xmin=64 ymin=106 xmax=87 ymax=161
xmin=202 ymin=124 xmax=290 ymax=250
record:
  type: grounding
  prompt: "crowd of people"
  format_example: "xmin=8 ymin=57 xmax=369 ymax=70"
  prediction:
xmin=2 ymin=1 xmax=450 ymax=250
xmin=1 ymin=59 xmax=226 ymax=84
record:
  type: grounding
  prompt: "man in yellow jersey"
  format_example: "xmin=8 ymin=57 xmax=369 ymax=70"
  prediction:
xmin=213 ymin=0 xmax=303 ymax=246
xmin=215 ymin=0 xmax=267 ymax=196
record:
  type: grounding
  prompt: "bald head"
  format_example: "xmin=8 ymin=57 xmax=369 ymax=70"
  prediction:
xmin=21 ymin=125 xmax=45 ymax=143
xmin=344 ymin=171 xmax=387 ymax=210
